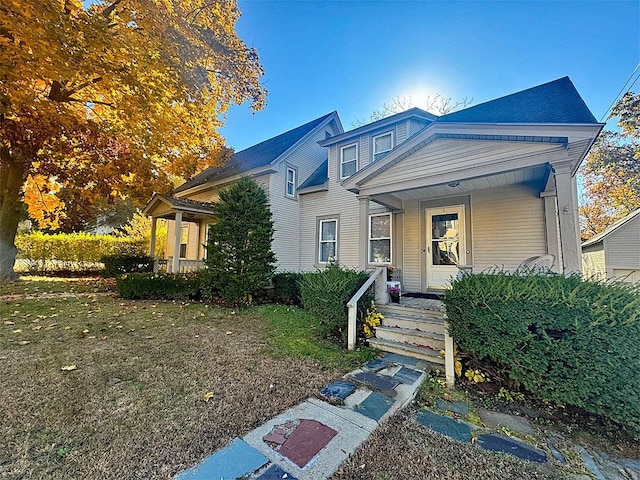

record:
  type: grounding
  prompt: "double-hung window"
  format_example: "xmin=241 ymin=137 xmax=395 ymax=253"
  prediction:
xmin=340 ymin=143 xmax=358 ymax=179
xmin=179 ymin=225 xmax=189 ymax=259
xmin=318 ymin=219 xmax=338 ymax=264
xmin=286 ymin=167 xmax=296 ymax=197
xmin=372 ymin=132 xmax=393 ymax=162
xmin=369 ymin=213 xmax=391 ymax=264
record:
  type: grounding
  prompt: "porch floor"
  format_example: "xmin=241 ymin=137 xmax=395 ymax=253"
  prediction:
xmin=397 ymin=294 xmax=445 ymax=312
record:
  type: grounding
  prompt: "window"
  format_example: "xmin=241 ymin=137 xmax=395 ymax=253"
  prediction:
xmin=369 ymin=213 xmax=391 ymax=264
xmin=318 ymin=219 xmax=337 ymax=264
xmin=286 ymin=167 xmax=296 ymax=197
xmin=340 ymin=143 xmax=358 ymax=179
xmin=373 ymin=132 xmax=393 ymax=162
xmin=179 ymin=225 xmax=189 ymax=259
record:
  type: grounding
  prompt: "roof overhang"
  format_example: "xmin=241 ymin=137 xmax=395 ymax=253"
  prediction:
xmin=143 ymin=194 xmax=217 ymax=220
xmin=175 ymin=168 xmax=276 ymax=198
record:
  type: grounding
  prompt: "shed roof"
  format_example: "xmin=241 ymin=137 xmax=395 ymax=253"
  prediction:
xmin=582 ymin=208 xmax=640 ymax=247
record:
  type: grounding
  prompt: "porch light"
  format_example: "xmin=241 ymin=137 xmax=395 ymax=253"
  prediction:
xmin=448 ymin=181 xmax=460 ymax=188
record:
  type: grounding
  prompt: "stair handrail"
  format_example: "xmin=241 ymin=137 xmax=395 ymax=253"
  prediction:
xmin=346 ymin=266 xmax=387 ymax=351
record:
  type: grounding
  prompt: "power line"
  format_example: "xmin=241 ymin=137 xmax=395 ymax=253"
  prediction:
xmin=600 ymin=62 xmax=640 ymax=122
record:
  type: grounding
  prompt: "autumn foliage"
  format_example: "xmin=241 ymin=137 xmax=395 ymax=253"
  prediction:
xmin=0 ymin=0 xmax=266 ymax=281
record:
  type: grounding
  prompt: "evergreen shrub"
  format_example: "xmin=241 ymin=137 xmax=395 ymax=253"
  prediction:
xmin=116 ymin=272 xmax=203 ymax=300
xmin=299 ymin=264 xmax=369 ymax=340
xmin=101 ymin=254 xmax=154 ymax=277
xmin=272 ymin=272 xmax=303 ymax=305
xmin=443 ymin=271 xmax=640 ymax=437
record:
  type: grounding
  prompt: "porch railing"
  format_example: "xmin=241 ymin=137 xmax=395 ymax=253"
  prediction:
xmin=346 ymin=267 xmax=388 ymax=351
xmin=155 ymin=259 xmax=205 ymax=274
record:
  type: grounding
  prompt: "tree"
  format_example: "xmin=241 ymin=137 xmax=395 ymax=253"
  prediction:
xmin=0 ymin=0 xmax=266 ymax=281
xmin=352 ymin=94 xmax=473 ymax=127
xmin=203 ymin=177 xmax=276 ymax=305
xmin=580 ymin=92 xmax=640 ymax=239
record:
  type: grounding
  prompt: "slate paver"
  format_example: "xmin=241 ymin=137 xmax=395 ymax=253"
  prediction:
xmin=478 ymin=409 xmax=535 ymax=434
xmin=351 ymin=371 xmax=399 ymax=395
xmin=381 ymin=352 xmax=419 ymax=366
xmin=478 ymin=434 xmax=547 ymax=463
xmin=279 ymin=419 xmax=338 ymax=468
xmin=435 ymin=398 xmax=469 ymax=415
xmin=256 ymin=464 xmax=299 ymax=480
xmin=364 ymin=356 xmax=392 ymax=371
xmin=415 ymin=409 xmax=471 ymax=443
xmin=175 ymin=438 xmax=268 ymax=479
xmin=320 ymin=380 xmax=356 ymax=401
xmin=354 ymin=391 xmax=395 ymax=422
xmin=576 ymin=446 xmax=606 ymax=480
xmin=393 ymin=366 xmax=423 ymax=384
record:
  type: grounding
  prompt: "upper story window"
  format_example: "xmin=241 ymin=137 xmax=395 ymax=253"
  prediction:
xmin=286 ymin=167 xmax=296 ymax=197
xmin=340 ymin=143 xmax=358 ymax=179
xmin=373 ymin=131 xmax=393 ymax=162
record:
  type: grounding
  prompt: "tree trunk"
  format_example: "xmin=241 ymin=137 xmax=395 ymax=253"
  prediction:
xmin=0 ymin=148 xmax=24 ymax=282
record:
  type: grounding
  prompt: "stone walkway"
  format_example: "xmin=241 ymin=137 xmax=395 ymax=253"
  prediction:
xmin=175 ymin=352 xmax=640 ymax=480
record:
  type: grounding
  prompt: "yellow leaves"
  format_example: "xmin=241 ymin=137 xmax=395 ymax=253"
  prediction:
xmin=23 ymin=174 xmax=66 ymax=230
xmin=61 ymin=364 xmax=77 ymax=371
xmin=203 ymin=391 xmax=214 ymax=402
xmin=464 ymin=369 xmax=486 ymax=383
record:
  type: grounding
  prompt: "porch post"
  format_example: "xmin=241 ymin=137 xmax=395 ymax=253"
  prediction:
xmin=149 ymin=217 xmax=157 ymax=257
xmin=552 ymin=162 xmax=582 ymax=274
xmin=357 ymin=195 xmax=370 ymax=270
xmin=540 ymin=175 xmax=561 ymax=273
xmin=172 ymin=211 xmax=182 ymax=273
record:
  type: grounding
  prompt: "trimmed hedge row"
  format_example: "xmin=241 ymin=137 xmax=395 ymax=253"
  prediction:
xmin=16 ymin=232 xmax=146 ymax=273
xmin=443 ymin=272 xmax=640 ymax=437
xmin=101 ymin=255 xmax=154 ymax=277
xmin=116 ymin=272 xmax=203 ymax=300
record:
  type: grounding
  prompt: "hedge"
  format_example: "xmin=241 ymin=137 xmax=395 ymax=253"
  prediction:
xmin=443 ymin=272 xmax=640 ymax=437
xmin=101 ymin=254 xmax=154 ymax=277
xmin=116 ymin=272 xmax=203 ymax=300
xmin=15 ymin=232 xmax=146 ymax=274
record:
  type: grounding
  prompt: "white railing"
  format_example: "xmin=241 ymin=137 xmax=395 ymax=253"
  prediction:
xmin=346 ymin=267 xmax=388 ymax=351
xmin=157 ymin=259 xmax=205 ymax=274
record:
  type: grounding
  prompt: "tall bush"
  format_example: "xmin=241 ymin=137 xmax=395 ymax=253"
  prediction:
xmin=203 ymin=177 xmax=276 ymax=305
xmin=299 ymin=264 xmax=370 ymax=340
xmin=443 ymin=272 xmax=640 ymax=437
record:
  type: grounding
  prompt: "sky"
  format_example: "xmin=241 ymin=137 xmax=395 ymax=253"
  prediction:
xmin=219 ymin=0 xmax=640 ymax=151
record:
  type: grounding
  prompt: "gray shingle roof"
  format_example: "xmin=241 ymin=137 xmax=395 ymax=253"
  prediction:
xmin=299 ymin=159 xmax=328 ymax=190
xmin=175 ymin=111 xmax=336 ymax=193
xmin=437 ymin=77 xmax=599 ymax=125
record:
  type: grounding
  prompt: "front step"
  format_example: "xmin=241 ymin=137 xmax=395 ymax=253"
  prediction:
xmin=367 ymin=338 xmax=444 ymax=365
xmin=375 ymin=325 xmax=445 ymax=351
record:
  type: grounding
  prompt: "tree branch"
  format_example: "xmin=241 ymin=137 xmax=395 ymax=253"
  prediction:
xmin=102 ymin=0 xmax=123 ymax=18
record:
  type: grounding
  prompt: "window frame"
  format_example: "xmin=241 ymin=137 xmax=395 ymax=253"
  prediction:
xmin=285 ymin=166 xmax=297 ymax=198
xmin=317 ymin=217 xmax=338 ymax=265
xmin=340 ymin=143 xmax=358 ymax=179
xmin=369 ymin=213 xmax=392 ymax=265
xmin=372 ymin=131 xmax=394 ymax=162
xmin=179 ymin=225 xmax=189 ymax=259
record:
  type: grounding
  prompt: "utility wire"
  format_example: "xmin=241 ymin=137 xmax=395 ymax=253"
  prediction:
xmin=600 ymin=62 xmax=640 ymax=122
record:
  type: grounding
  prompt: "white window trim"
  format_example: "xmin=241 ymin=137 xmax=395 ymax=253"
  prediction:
xmin=369 ymin=213 xmax=392 ymax=265
xmin=285 ymin=166 xmax=297 ymax=198
xmin=340 ymin=143 xmax=358 ymax=179
xmin=318 ymin=218 xmax=338 ymax=265
xmin=372 ymin=131 xmax=394 ymax=162
xmin=179 ymin=225 xmax=189 ymax=259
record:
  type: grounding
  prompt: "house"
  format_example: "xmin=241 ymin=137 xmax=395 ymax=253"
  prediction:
xmin=144 ymin=77 xmax=603 ymax=292
xmin=582 ymin=208 xmax=640 ymax=283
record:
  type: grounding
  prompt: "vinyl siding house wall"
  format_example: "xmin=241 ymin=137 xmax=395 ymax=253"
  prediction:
xmin=582 ymin=208 xmax=640 ymax=283
xmin=145 ymin=77 xmax=602 ymax=290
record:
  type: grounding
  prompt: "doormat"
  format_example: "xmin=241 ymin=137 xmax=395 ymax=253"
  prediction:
xmin=403 ymin=292 xmax=442 ymax=300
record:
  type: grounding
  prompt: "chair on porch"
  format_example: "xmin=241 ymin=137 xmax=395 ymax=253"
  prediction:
xmin=516 ymin=254 xmax=555 ymax=273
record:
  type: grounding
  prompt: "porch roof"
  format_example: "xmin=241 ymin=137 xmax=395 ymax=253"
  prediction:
xmin=143 ymin=194 xmax=216 ymax=220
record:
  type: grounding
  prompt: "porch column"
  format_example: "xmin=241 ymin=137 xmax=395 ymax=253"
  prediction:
xmin=540 ymin=175 xmax=561 ymax=273
xmin=553 ymin=163 xmax=582 ymax=274
xmin=357 ymin=195 xmax=370 ymax=270
xmin=149 ymin=217 xmax=157 ymax=257
xmin=172 ymin=211 xmax=182 ymax=273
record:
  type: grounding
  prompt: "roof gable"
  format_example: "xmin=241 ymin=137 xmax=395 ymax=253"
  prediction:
xmin=438 ymin=77 xmax=598 ymax=125
xmin=582 ymin=208 xmax=640 ymax=247
xmin=175 ymin=111 xmax=338 ymax=193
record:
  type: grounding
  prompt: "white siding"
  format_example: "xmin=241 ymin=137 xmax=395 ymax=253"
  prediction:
xmin=582 ymin=244 xmax=606 ymax=280
xmin=604 ymin=219 xmax=640 ymax=271
xmin=471 ymin=185 xmax=547 ymax=271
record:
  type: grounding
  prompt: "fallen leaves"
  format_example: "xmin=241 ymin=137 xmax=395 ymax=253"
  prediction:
xmin=61 ymin=365 xmax=77 ymax=371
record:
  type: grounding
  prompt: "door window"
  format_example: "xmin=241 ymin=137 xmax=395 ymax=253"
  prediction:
xmin=431 ymin=213 xmax=459 ymax=266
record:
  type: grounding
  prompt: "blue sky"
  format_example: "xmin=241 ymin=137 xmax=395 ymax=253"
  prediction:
xmin=220 ymin=0 xmax=639 ymax=151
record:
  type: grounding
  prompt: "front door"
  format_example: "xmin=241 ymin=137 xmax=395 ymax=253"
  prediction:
xmin=426 ymin=205 xmax=465 ymax=289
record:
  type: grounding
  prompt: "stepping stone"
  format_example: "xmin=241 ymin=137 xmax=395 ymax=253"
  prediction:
xmin=415 ymin=409 xmax=471 ymax=443
xmin=478 ymin=434 xmax=547 ymax=463
xmin=381 ymin=352 xmax=419 ymax=366
xmin=176 ymin=438 xmax=268 ymax=479
xmin=351 ymin=371 xmax=399 ymax=395
xmin=354 ymin=391 xmax=395 ymax=421
xmin=256 ymin=464 xmax=298 ymax=479
xmin=320 ymin=380 xmax=356 ymax=401
xmin=478 ymin=409 xmax=535 ymax=434
xmin=435 ymin=398 xmax=469 ymax=415
xmin=393 ymin=366 xmax=423 ymax=384
xmin=364 ymin=356 xmax=392 ymax=371
xmin=279 ymin=419 xmax=337 ymax=468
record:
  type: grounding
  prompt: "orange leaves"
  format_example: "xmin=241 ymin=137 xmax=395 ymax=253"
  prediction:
xmin=23 ymin=174 xmax=66 ymax=230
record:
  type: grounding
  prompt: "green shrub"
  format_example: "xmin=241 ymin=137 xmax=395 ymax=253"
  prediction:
xmin=101 ymin=254 xmax=154 ymax=277
xmin=299 ymin=264 xmax=369 ymax=340
xmin=443 ymin=272 xmax=640 ymax=437
xmin=272 ymin=272 xmax=304 ymax=305
xmin=15 ymin=232 xmax=145 ymax=274
xmin=116 ymin=272 xmax=203 ymax=300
